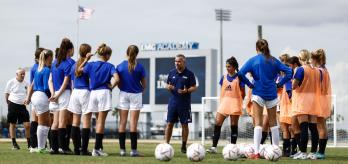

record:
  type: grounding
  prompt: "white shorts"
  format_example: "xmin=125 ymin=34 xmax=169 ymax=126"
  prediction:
xmin=31 ymin=91 xmax=49 ymax=115
xmin=49 ymin=90 xmax=71 ymax=112
xmin=117 ymin=91 xmax=143 ymax=110
xmin=86 ymin=89 xmax=112 ymax=113
xmin=67 ymin=89 xmax=90 ymax=115
xmin=251 ymin=95 xmax=279 ymax=109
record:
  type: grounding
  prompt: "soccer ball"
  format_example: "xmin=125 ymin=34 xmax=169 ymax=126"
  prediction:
xmin=237 ymin=143 xmax=246 ymax=158
xmin=222 ymin=144 xmax=239 ymax=160
xmin=259 ymin=144 xmax=271 ymax=158
xmin=155 ymin=143 xmax=174 ymax=161
xmin=186 ymin=143 xmax=205 ymax=162
xmin=264 ymin=145 xmax=282 ymax=161
xmin=243 ymin=144 xmax=255 ymax=158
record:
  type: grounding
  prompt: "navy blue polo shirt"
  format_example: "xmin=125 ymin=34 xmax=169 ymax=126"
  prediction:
xmin=166 ymin=67 xmax=196 ymax=110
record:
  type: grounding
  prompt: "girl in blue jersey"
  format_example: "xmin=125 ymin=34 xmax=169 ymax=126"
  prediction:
xmin=116 ymin=45 xmax=146 ymax=157
xmin=82 ymin=43 xmax=118 ymax=157
xmin=25 ymin=49 xmax=53 ymax=153
xmin=67 ymin=44 xmax=92 ymax=155
xmin=28 ymin=47 xmax=44 ymax=150
xmin=238 ymin=39 xmax=292 ymax=159
xmin=48 ymin=38 xmax=74 ymax=154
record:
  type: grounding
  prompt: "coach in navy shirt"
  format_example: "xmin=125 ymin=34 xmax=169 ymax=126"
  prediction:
xmin=165 ymin=54 xmax=197 ymax=154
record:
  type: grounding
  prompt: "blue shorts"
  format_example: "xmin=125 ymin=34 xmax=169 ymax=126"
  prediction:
xmin=166 ymin=107 xmax=192 ymax=124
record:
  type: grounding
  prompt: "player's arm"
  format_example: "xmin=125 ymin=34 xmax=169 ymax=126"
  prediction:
xmin=24 ymin=82 xmax=34 ymax=105
xmin=141 ymin=77 xmax=146 ymax=91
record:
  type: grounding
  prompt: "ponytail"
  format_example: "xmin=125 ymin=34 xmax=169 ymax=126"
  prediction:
xmin=57 ymin=38 xmax=73 ymax=67
xmin=226 ymin=56 xmax=239 ymax=73
xmin=256 ymin=39 xmax=271 ymax=58
xmin=97 ymin=43 xmax=112 ymax=57
xmin=126 ymin=45 xmax=139 ymax=73
xmin=298 ymin=49 xmax=311 ymax=65
xmin=75 ymin=43 xmax=91 ymax=77
xmin=38 ymin=49 xmax=53 ymax=72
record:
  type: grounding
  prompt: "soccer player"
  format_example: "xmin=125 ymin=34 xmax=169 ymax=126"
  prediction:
xmin=29 ymin=47 xmax=44 ymax=150
xmin=206 ymin=56 xmax=245 ymax=153
xmin=312 ymin=49 xmax=331 ymax=159
xmin=67 ymin=43 xmax=92 ymax=155
xmin=238 ymin=39 xmax=292 ymax=159
xmin=5 ymin=68 xmax=30 ymax=150
xmin=292 ymin=50 xmax=321 ymax=160
xmin=81 ymin=43 xmax=118 ymax=157
xmin=48 ymin=38 xmax=74 ymax=154
xmin=116 ymin=45 xmax=146 ymax=157
xmin=165 ymin=54 xmax=197 ymax=153
xmin=25 ymin=49 xmax=53 ymax=153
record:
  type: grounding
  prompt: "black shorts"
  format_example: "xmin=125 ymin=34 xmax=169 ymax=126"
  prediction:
xmin=7 ymin=101 xmax=30 ymax=124
xmin=166 ymin=107 xmax=192 ymax=124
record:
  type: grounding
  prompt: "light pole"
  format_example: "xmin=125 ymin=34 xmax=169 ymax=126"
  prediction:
xmin=215 ymin=9 xmax=231 ymax=79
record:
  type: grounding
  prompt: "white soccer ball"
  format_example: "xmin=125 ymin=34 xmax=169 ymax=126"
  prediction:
xmin=222 ymin=144 xmax=239 ymax=160
xmin=259 ymin=144 xmax=271 ymax=159
xmin=243 ymin=144 xmax=255 ymax=158
xmin=264 ymin=145 xmax=282 ymax=161
xmin=186 ymin=143 xmax=205 ymax=162
xmin=155 ymin=143 xmax=174 ymax=161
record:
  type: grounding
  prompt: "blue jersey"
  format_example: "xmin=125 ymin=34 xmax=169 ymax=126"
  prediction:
xmin=166 ymin=68 xmax=196 ymax=110
xmin=116 ymin=60 xmax=146 ymax=93
xmin=70 ymin=63 xmax=89 ymax=90
xmin=30 ymin=63 xmax=38 ymax=83
xmin=33 ymin=66 xmax=51 ymax=97
xmin=238 ymin=54 xmax=292 ymax=100
xmin=67 ymin=57 xmax=76 ymax=65
xmin=219 ymin=74 xmax=244 ymax=88
xmin=51 ymin=59 xmax=74 ymax=91
xmin=83 ymin=61 xmax=116 ymax=90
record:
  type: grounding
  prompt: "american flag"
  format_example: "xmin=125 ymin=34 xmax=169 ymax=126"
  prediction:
xmin=78 ymin=6 xmax=94 ymax=20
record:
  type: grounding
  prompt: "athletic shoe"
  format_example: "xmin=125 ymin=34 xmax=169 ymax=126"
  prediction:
xmin=12 ymin=143 xmax=20 ymax=150
xmin=307 ymin=152 xmax=317 ymax=160
xmin=315 ymin=152 xmax=325 ymax=160
xmin=120 ymin=149 xmax=126 ymax=156
xmin=248 ymin=153 xmax=260 ymax=160
xmin=49 ymin=149 xmax=59 ymax=155
xmin=290 ymin=151 xmax=301 ymax=158
xmin=92 ymin=149 xmax=108 ymax=157
xmin=206 ymin=147 xmax=217 ymax=154
xmin=39 ymin=148 xmax=49 ymax=154
xmin=181 ymin=147 xmax=187 ymax=154
xmin=130 ymin=150 xmax=144 ymax=157
xmin=30 ymin=148 xmax=40 ymax=153
xmin=59 ymin=148 xmax=72 ymax=155
xmin=293 ymin=152 xmax=308 ymax=160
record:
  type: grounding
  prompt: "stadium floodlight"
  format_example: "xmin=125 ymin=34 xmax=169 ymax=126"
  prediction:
xmin=215 ymin=9 xmax=231 ymax=80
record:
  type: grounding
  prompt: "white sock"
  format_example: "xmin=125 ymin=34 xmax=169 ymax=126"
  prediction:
xmin=37 ymin=125 xmax=49 ymax=149
xmin=254 ymin=126 xmax=262 ymax=153
xmin=270 ymin=126 xmax=280 ymax=146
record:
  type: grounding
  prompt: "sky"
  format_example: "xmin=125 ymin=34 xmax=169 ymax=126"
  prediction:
xmin=0 ymin=0 xmax=348 ymax=128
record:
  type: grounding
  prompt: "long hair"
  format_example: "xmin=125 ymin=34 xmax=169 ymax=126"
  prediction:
xmin=96 ymin=43 xmax=112 ymax=57
xmin=56 ymin=38 xmax=73 ymax=67
xmin=315 ymin=49 xmax=326 ymax=66
xmin=38 ymin=49 xmax=53 ymax=72
xmin=226 ymin=56 xmax=239 ymax=72
xmin=279 ymin=53 xmax=290 ymax=63
xmin=34 ymin=47 xmax=45 ymax=64
xmin=256 ymin=39 xmax=271 ymax=58
xmin=126 ymin=45 xmax=139 ymax=73
xmin=298 ymin=49 xmax=311 ymax=65
xmin=75 ymin=44 xmax=91 ymax=77
xmin=288 ymin=56 xmax=302 ymax=67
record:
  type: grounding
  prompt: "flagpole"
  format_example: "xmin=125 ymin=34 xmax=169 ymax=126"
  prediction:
xmin=76 ymin=0 xmax=80 ymax=56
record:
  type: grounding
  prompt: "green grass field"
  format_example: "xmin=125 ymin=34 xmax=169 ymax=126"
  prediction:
xmin=1 ymin=142 xmax=348 ymax=164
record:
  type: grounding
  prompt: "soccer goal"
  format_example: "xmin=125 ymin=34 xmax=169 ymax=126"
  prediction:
xmin=201 ymin=95 xmax=343 ymax=147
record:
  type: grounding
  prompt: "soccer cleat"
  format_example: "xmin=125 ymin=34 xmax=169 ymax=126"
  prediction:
xmin=293 ymin=152 xmax=308 ymax=160
xmin=120 ymin=149 xmax=126 ymax=156
xmin=181 ymin=147 xmax=187 ymax=154
xmin=12 ymin=143 xmax=20 ymax=150
xmin=130 ymin=150 xmax=144 ymax=157
xmin=92 ymin=149 xmax=108 ymax=157
xmin=206 ymin=147 xmax=218 ymax=154
xmin=248 ymin=153 xmax=260 ymax=160
xmin=307 ymin=152 xmax=317 ymax=160
xmin=49 ymin=148 xmax=59 ymax=155
xmin=30 ymin=148 xmax=40 ymax=153
xmin=39 ymin=148 xmax=49 ymax=154
xmin=290 ymin=151 xmax=301 ymax=158
xmin=58 ymin=148 xmax=72 ymax=155
xmin=315 ymin=152 xmax=325 ymax=159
